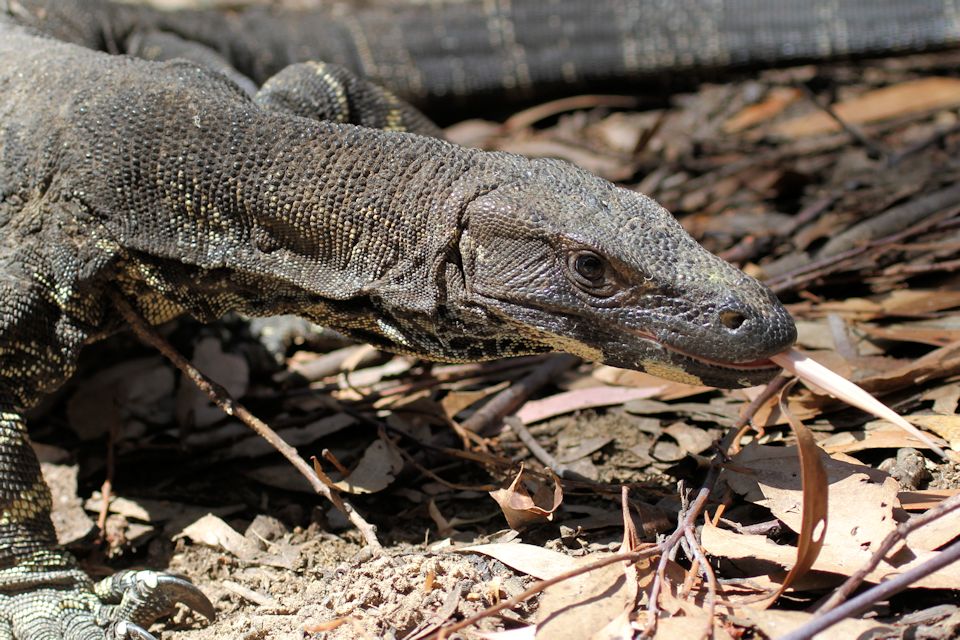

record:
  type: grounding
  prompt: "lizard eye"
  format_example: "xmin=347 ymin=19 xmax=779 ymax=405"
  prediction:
xmin=568 ymin=250 xmax=610 ymax=290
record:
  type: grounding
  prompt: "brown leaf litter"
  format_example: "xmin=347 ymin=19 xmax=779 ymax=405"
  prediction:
xmin=29 ymin=23 xmax=960 ymax=640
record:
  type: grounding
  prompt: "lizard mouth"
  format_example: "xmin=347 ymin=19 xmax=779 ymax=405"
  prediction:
xmin=628 ymin=328 xmax=779 ymax=371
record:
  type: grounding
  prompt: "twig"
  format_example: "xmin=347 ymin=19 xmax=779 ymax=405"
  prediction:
xmin=798 ymin=83 xmax=891 ymax=160
xmin=429 ymin=546 xmax=660 ymax=640
xmin=642 ymin=478 xmax=716 ymax=637
xmin=779 ymin=538 xmax=960 ymax=640
xmin=765 ymin=204 xmax=960 ymax=293
xmin=817 ymin=491 xmax=960 ymax=612
xmin=888 ymin=120 xmax=960 ymax=167
xmin=504 ymin=416 xmax=574 ymax=478
xmin=684 ymin=527 xmax=717 ymax=636
xmin=460 ymin=354 xmax=580 ymax=435
xmin=503 ymin=94 xmax=642 ymax=131
xmin=109 ymin=290 xmax=382 ymax=549
xmin=372 ymin=355 xmax=549 ymax=398
xmin=381 ymin=430 xmax=499 ymax=492
xmin=96 ymin=413 xmax=120 ymax=541
xmin=879 ymin=256 xmax=960 ymax=276
xmin=96 ymin=479 xmax=112 ymax=542
xmin=817 ymin=183 xmax=960 ymax=258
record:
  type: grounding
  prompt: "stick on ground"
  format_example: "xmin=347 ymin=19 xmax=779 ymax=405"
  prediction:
xmin=110 ymin=289 xmax=382 ymax=549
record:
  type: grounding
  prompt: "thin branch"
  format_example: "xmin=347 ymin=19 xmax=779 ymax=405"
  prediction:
xmin=429 ymin=546 xmax=660 ymax=640
xmin=504 ymin=416 xmax=573 ymax=478
xmin=684 ymin=527 xmax=718 ymax=638
xmin=460 ymin=354 xmax=580 ymax=435
xmin=780 ymin=539 xmax=960 ymax=640
xmin=110 ymin=290 xmax=381 ymax=549
xmin=817 ymin=491 xmax=960 ymax=612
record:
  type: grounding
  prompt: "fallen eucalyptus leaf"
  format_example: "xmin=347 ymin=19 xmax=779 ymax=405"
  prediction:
xmin=771 ymin=349 xmax=948 ymax=458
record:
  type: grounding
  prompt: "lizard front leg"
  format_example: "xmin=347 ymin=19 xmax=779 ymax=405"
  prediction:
xmin=255 ymin=61 xmax=444 ymax=138
xmin=0 ymin=279 xmax=212 ymax=639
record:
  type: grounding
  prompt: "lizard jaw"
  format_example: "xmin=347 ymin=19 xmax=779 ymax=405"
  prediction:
xmin=621 ymin=328 xmax=782 ymax=387
xmin=628 ymin=328 xmax=777 ymax=370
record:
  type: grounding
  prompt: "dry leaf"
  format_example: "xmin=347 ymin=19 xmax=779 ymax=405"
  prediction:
xmin=441 ymin=382 xmax=510 ymax=419
xmin=771 ymin=349 xmax=947 ymax=457
xmin=758 ymin=388 xmax=828 ymax=606
xmin=176 ymin=337 xmax=248 ymax=429
xmin=534 ymin=492 xmax=646 ymax=640
xmin=67 ymin=357 xmax=174 ymax=440
xmin=462 ymin=543 xmax=580 ymax=580
xmin=773 ymin=77 xmax=960 ymax=138
xmin=899 ymin=489 xmax=960 ymax=511
xmin=725 ymin=444 xmax=892 ymax=552
xmin=592 ymin=366 xmax=711 ymax=399
xmin=332 ymin=438 xmax=405 ymax=494
xmin=734 ymin=607 xmax=890 ymax=639
xmin=489 ymin=465 xmax=563 ymax=530
xmin=535 ymin=559 xmax=632 ymax=640
xmin=177 ymin=513 xmax=260 ymax=560
xmin=820 ymin=422 xmax=939 ymax=455
xmin=723 ymin=87 xmax=802 ymax=133
xmin=702 ymin=522 xmax=960 ymax=589
xmin=904 ymin=414 xmax=960 ymax=451
xmin=44 ymin=463 xmax=94 ymax=546
xmin=713 ymin=445 xmax=960 ymax=589
xmin=514 ymin=386 xmax=666 ymax=425
xmin=649 ymin=615 xmax=733 ymax=640
xmin=662 ymin=421 xmax=715 ymax=455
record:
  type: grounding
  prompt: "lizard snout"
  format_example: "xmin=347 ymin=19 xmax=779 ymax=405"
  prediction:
xmin=708 ymin=293 xmax=797 ymax=363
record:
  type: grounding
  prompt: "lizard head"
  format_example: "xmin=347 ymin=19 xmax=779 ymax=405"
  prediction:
xmin=456 ymin=157 xmax=796 ymax=388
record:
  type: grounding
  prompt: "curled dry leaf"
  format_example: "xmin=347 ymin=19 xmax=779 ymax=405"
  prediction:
xmin=771 ymin=348 xmax=948 ymax=458
xmin=489 ymin=465 xmax=563 ymax=530
xmin=758 ymin=382 xmax=828 ymax=606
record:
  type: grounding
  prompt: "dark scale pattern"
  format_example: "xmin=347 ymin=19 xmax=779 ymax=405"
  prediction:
xmin=13 ymin=0 xmax=959 ymax=107
xmin=14 ymin=0 xmax=943 ymax=636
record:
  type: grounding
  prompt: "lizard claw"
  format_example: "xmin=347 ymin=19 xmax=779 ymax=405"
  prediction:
xmin=113 ymin=622 xmax=156 ymax=640
xmin=95 ymin=569 xmax=216 ymax=627
xmin=155 ymin=574 xmax=216 ymax=621
xmin=0 ymin=567 xmax=213 ymax=639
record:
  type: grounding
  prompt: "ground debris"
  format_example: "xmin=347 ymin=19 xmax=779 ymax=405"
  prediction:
xmin=30 ymin=31 xmax=960 ymax=640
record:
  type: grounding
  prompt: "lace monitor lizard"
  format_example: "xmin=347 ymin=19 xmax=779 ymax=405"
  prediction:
xmin=1 ymin=0 xmax=957 ymax=637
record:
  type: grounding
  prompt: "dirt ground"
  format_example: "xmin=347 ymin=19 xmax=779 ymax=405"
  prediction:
xmin=26 ymin=2 xmax=960 ymax=639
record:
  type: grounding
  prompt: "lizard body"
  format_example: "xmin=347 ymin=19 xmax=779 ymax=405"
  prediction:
xmin=1 ymin=0 xmax=909 ymax=637
xmin=16 ymin=0 xmax=960 ymax=108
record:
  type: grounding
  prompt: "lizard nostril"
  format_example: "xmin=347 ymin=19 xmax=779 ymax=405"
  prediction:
xmin=720 ymin=310 xmax=746 ymax=331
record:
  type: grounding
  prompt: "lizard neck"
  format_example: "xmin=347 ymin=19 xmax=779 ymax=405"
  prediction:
xmin=97 ymin=97 xmax=493 ymax=326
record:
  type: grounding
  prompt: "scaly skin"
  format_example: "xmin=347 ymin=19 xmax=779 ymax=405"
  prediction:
xmin=12 ymin=0 xmax=960 ymax=108
xmin=0 ymin=2 xmax=803 ymax=638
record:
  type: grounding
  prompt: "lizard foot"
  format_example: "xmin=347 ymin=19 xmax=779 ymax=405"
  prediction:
xmin=0 ymin=568 xmax=214 ymax=640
